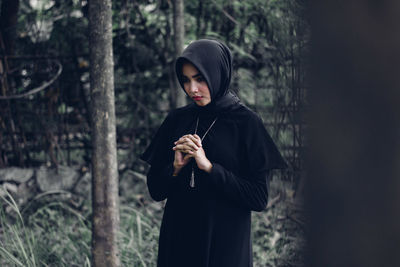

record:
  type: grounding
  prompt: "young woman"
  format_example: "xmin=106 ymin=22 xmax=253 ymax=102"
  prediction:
xmin=141 ymin=39 xmax=286 ymax=267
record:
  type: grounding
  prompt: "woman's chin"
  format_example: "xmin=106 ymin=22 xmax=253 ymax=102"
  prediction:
xmin=194 ymin=100 xmax=211 ymax=107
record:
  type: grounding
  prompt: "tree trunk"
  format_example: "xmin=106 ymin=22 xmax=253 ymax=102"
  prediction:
xmin=0 ymin=0 xmax=19 ymax=56
xmin=0 ymin=0 xmax=23 ymax=166
xmin=89 ymin=0 xmax=120 ymax=266
xmin=171 ymin=0 xmax=186 ymax=108
xmin=308 ymin=1 xmax=400 ymax=266
xmin=195 ymin=0 xmax=203 ymax=38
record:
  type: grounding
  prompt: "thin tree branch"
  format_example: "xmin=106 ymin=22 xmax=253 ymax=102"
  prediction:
xmin=210 ymin=0 xmax=240 ymax=26
xmin=0 ymin=61 xmax=62 ymax=100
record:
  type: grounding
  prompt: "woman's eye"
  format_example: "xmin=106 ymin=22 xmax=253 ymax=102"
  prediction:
xmin=196 ymin=77 xmax=204 ymax=82
xmin=182 ymin=77 xmax=189 ymax=83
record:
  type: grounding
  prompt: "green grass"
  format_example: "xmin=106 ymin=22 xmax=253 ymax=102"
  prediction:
xmin=0 ymin=180 xmax=305 ymax=266
xmin=0 ymin=189 xmax=160 ymax=267
xmin=0 ymin=189 xmax=39 ymax=267
xmin=119 ymin=206 xmax=160 ymax=266
xmin=0 ymin=189 xmax=92 ymax=267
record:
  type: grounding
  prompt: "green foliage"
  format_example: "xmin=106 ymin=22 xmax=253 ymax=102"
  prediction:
xmin=2 ymin=0 xmax=307 ymax=173
xmin=251 ymin=204 xmax=306 ymax=267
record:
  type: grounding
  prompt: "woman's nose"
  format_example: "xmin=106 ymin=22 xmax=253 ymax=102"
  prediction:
xmin=189 ymin=82 xmax=198 ymax=93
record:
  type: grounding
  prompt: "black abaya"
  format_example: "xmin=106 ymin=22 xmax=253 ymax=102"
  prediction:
xmin=141 ymin=39 xmax=286 ymax=267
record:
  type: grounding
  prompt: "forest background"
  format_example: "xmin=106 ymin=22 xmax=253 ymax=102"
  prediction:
xmin=0 ymin=0 xmax=308 ymax=266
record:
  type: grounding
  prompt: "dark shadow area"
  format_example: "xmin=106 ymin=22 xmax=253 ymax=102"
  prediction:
xmin=307 ymin=1 xmax=400 ymax=266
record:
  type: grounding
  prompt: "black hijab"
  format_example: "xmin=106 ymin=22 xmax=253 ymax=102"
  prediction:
xmin=142 ymin=39 xmax=287 ymax=170
xmin=175 ymin=39 xmax=240 ymax=115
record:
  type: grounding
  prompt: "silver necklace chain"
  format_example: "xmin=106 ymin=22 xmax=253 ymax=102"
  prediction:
xmin=190 ymin=116 xmax=218 ymax=188
xmin=194 ymin=117 xmax=218 ymax=141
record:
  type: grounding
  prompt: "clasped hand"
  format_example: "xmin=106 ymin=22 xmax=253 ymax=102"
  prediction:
xmin=172 ymin=134 xmax=212 ymax=175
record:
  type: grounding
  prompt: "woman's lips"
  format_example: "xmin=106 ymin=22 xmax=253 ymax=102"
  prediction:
xmin=192 ymin=96 xmax=202 ymax=101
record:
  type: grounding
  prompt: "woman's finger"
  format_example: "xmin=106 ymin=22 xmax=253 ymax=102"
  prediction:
xmin=178 ymin=135 xmax=192 ymax=142
xmin=193 ymin=134 xmax=201 ymax=141
xmin=185 ymin=140 xmax=200 ymax=151
xmin=174 ymin=138 xmax=200 ymax=151
xmin=175 ymin=135 xmax=201 ymax=146
xmin=173 ymin=144 xmax=197 ymax=153
xmin=185 ymin=134 xmax=202 ymax=147
xmin=186 ymin=134 xmax=202 ymax=147
xmin=174 ymin=136 xmax=191 ymax=145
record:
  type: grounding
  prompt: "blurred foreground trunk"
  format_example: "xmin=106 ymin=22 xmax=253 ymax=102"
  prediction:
xmin=308 ymin=1 xmax=400 ymax=266
xmin=89 ymin=0 xmax=120 ymax=266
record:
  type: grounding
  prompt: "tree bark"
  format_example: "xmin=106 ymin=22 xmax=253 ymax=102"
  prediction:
xmin=171 ymin=0 xmax=186 ymax=108
xmin=89 ymin=0 xmax=120 ymax=266
xmin=0 ymin=0 xmax=22 ymax=166
xmin=195 ymin=0 xmax=203 ymax=38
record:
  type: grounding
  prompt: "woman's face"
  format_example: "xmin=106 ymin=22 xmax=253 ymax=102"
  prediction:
xmin=182 ymin=62 xmax=211 ymax=106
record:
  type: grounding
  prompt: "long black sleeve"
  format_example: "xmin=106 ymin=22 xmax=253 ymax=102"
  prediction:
xmin=206 ymin=163 xmax=270 ymax=212
xmin=146 ymin=163 xmax=176 ymax=201
xmin=141 ymin=111 xmax=179 ymax=201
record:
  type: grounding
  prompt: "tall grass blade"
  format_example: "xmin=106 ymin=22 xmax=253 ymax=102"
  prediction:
xmin=84 ymin=256 xmax=91 ymax=267
xmin=0 ymin=188 xmax=37 ymax=267
xmin=0 ymin=246 xmax=25 ymax=266
xmin=137 ymin=214 xmax=142 ymax=248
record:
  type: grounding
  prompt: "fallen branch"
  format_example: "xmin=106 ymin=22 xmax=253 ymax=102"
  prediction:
xmin=266 ymin=193 xmax=282 ymax=209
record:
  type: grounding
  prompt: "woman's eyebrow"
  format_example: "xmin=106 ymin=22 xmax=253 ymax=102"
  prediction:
xmin=182 ymin=73 xmax=202 ymax=78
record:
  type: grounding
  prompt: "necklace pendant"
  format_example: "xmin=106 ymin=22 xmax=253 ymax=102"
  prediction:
xmin=190 ymin=116 xmax=217 ymax=189
xmin=190 ymin=169 xmax=195 ymax=188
